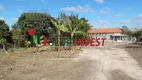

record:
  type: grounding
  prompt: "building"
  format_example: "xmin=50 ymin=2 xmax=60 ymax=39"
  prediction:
xmin=88 ymin=28 xmax=128 ymax=42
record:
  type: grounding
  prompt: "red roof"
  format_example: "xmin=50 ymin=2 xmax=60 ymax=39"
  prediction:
xmin=88 ymin=28 xmax=122 ymax=33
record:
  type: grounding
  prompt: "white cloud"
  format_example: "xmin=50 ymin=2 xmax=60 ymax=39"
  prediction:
xmin=100 ymin=7 xmax=112 ymax=14
xmin=11 ymin=18 xmax=18 ymax=22
xmin=41 ymin=0 xmax=48 ymax=4
xmin=0 ymin=17 xmax=4 ymax=20
xmin=100 ymin=10 xmax=107 ymax=14
xmin=113 ymin=13 xmax=124 ymax=17
xmin=0 ymin=4 xmax=4 ymax=12
xmin=121 ymin=20 xmax=130 ymax=24
xmin=94 ymin=0 xmax=104 ymax=4
xmin=134 ymin=21 xmax=142 ymax=29
xmin=136 ymin=14 xmax=142 ymax=19
xmin=135 ymin=21 xmax=142 ymax=25
xmin=61 ymin=5 xmax=95 ymax=13
xmin=94 ymin=20 xmax=97 ymax=24
xmin=98 ymin=20 xmax=107 ymax=25
xmin=17 ymin=9 xmax=22 ymax=13
xmin=110 ymin=20 xmax=118 ymax=24
xmin=128 ymin=8 xmax=132 ymax=11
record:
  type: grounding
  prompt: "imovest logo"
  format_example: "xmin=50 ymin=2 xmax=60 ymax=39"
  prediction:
xmin=28 ymin=29 xmax=106 ymax=46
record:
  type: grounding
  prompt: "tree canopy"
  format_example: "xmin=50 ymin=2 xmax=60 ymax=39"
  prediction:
xmin=0 ymin=12 xmax=92 ymax=49
xmin=0 ymin=20 xmax=10 ymax=38
xmin=17 ymin=12 xmax=56 ymax=37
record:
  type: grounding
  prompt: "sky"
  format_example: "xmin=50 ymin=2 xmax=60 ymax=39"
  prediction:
xmin=0 ymin=0 xmax=142 ymax=29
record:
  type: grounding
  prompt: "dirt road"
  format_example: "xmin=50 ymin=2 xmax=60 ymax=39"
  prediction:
xmin=76 ymin=47 xmax=142 ymax=80
xmin=0 ymin=46 xmax=142 ymax=80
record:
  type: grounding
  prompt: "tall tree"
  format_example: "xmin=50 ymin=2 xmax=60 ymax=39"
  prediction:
xmin=0 ymin=20 xmax=10 ymax=53
xmin=0 ymin=20 xmax=10 ymax=38
xmin=60 ymin=13 xmax=91 ymax=50
xmin=11 ymin=23 xmax=25 ymax=48
xmin=17 ymin=12 xmax=56 ymax=42
xmin=121 ymin=25 xmax=129 ymax=34
xmin=133 ymin=30 xmax=142 ymax=42
xmin=50 ymin=15 xmax=68 ymax=52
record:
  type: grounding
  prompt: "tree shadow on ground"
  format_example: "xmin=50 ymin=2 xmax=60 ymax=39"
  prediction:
xmin=116 ymin=44 xmax=142 ymax=69
xmin=109 ymin=69 xmax=136 ymax=80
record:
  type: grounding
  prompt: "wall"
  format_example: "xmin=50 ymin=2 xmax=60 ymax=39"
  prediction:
xmin=89 ymin=33 xmax=116 ymax=40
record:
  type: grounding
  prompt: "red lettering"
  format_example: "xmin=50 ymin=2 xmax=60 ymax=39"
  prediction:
xmin=96 ymin=38 xmax=100 ymax=46
xmin=74 ymin=38 xmax=83 ymax=46
xmin=43 ymin=36 xmax=47 ymax=46
xmin=101 ymin=38 xmax=106 ymax=46
xmin=82 ymin=38 xmax=89 ymax=46
xmin=74 ymin=38 xmax=106 ymax=46
xmin=90 ymin=38 xmax=95 ymax=46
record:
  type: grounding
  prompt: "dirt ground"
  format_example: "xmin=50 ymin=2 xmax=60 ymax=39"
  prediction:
xmin=0 ymin=44 xmax=142 ymax=80
xmin=123 ymin=45 xmax=142 ymax=68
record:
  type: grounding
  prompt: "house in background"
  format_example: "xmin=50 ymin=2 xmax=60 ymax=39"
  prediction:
xmin=88 ymin=28 xmax=128 ymax=42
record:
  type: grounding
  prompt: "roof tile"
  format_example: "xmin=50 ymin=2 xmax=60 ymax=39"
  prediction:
xmin=88 ymin=28 xmax=122 ymax=33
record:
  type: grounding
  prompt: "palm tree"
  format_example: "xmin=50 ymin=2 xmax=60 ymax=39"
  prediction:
xmin=50 ymin=18 xmax=68 ymax=52
xmin=61 ymin=14 xmax=85 ymax=50
xmin=51 ymin=13 xmax=91 ymax=51
xmin=62 ymin=14 xmax=92 ymax=51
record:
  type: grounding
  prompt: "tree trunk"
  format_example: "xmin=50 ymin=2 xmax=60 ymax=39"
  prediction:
xmin=58 ymin=31 xmax=61 ymax=52
xmin=13 ymin=42 xmax=15 ymax=51
xmin=13 ymin=41 xmax=16 ymax=51
xmin=70 ymin=33 xmax=74 ymax=51
xmin=3 ymin=44 xmax=7 ymax=54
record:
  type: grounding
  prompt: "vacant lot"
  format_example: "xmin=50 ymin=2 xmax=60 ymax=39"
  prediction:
xmin=0 ymin=45 xmax=142 ymax=80
xmin=0 ymin=48 xmax=96 ymax=80
xmin=124 ymin=45 xmax=142 ymax=68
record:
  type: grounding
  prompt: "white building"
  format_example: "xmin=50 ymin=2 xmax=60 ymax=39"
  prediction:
xmin=88 ymin=28 xmax=128 ymax=42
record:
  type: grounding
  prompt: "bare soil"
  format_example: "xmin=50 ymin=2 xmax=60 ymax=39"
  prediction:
xmin=122 ymin=44 xmax=142 ymax=68
xmin=0 ymin=48 xmax=95 ymax=80
xmin=0 ymin=44 xmax=142 ymax=80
